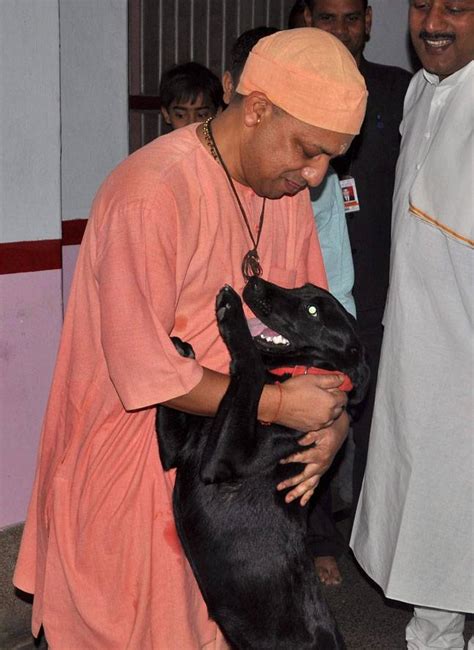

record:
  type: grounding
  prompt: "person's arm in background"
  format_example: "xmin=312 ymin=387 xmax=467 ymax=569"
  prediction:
xmin=310 ymin=167 xmax=356 ymax=318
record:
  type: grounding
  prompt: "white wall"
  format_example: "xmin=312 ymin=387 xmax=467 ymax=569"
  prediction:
xmin=0 ymin=0 xmax=128 ymax=529
xmin=0 ymin=0 xmax=61 ymax=243
xmin=60 ymin=0 xmax=129 ymax=221
xmin=365 ymin=0 xmax=414 ymax=72
xmin=0 ymin=0 xmax=63 ymax=528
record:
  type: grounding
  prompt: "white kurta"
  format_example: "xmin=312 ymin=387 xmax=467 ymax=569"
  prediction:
xmin=350 ymin=63 xmax=474 ymax=613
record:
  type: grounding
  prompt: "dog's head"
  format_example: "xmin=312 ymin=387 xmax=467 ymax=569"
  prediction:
xmin=243 ymin=277 xmax=370 ymax=404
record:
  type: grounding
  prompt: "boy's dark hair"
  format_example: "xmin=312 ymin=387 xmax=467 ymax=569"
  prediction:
xmin=229 ymin=26 xmax=279 ymax=84
xmin=159 ymin=62 xmax=223 ymax=111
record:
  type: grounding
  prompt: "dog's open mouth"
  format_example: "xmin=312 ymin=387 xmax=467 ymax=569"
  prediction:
xmin=247 ymin=317 xmax=290 ymax=349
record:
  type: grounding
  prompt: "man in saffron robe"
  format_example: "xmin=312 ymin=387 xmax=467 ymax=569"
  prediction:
xmin=14 ymin=29 xmax=367 ymax=649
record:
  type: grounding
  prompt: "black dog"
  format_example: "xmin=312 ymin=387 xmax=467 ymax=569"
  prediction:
xmin=157 ymin=277 xmax=370 ymax=650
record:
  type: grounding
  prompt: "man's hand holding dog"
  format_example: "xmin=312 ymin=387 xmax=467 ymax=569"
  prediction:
xmin=164 ymin=369 xmax=349 ymax=506
xmin=271 ymin=374 xmax=349 ymax=506
xmin=271 ymin=374 xmax=347 ymax=431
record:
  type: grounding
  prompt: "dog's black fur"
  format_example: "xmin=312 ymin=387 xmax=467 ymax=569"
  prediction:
xmin=157 ymin=277 xmax=370 ymax=650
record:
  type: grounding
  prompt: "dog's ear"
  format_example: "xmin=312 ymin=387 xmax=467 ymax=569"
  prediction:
xmin=199 ymin=427 xmax=248 ymax=483
xmin=156 ymin=408 xmax=189 ymax=470
xmin=347 ymin=351 xmax=371 ymax=406
xmin=199 ymin=405 xmax=260 ymax=483
xmin=200 ymin=451 xmax=234 ymax=484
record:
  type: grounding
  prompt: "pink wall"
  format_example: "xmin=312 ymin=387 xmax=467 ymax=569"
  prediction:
xmin=62 ymin=244 xmax=81 ymax=311
xmin=0 ymin=270 xmax=63 ymax=527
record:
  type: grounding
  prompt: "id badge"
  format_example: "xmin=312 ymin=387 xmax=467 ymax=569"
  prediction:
xmin=340 ymin=177 xmax=360 ymax=213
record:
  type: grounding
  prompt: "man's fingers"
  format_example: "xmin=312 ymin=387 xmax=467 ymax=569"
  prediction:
xmin=281 ymin=449 xmax=312 ymax=464
xmin=277 ymin=466 xmax=321 ymax=491
xmin=297 ymin=423 xmax=334 ymax=447
xmin=332 ymin=391 xmax=348 ymax=409
xmin=311 ymin=374 xmax=345 ymax=389
xmin=277 ymin=472 xmax=303 ymax=491
xmin=275 ymin=413 xmax=350 ymax=504
xmin=281 ymin=444 xmax=327 ymax=465
xmin=299 ymin=488 xmax=315 ymax=507
xmin=278 ymin=474 xmax=321 ymax=504
xmin=298 ymin=431 xmax=318 ymax=446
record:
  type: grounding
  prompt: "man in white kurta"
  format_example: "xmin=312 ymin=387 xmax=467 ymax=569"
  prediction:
xmin=350 ymin=7 xmax=473 ymax=648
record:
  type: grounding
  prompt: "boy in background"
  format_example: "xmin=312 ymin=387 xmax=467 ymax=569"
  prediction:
xmin=159 ymin=61 xmax=223 ymax=130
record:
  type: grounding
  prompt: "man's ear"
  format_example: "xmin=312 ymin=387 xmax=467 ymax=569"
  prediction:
xmin=303 ymin=5 xmax=313 ymax=27
xmin=160 ymin=107 xmax=171 ymax=125
xmin=242 ymin=91 xmax=272 ymax=127
xmin=365 ymin=6 xmax=373 ymax=40
xmin=222 ymin=70 xmax=234 ymax=105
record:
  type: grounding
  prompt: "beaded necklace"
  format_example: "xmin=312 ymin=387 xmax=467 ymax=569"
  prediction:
xmin=202 ymin=117 xmax=266 ymax=281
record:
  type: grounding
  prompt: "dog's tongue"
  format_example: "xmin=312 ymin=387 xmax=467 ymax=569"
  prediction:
xmin=247 ymin=317 xmax=279 ymax=339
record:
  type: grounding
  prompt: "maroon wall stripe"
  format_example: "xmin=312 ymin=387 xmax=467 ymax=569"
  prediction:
xmin=0 ymin=240 xmax=62 ymax=275
xmin=0 ymin=220 xmax=87 ymax=275
xmin=129 ymin=95 xmax=161 ymax=110
xmin=62 ymin=219 xmax=88 ymax=246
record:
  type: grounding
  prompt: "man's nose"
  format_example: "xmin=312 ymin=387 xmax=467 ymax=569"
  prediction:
xmin=423 ymin=4 xmax=448 ymax=33
xmin=301 ymin=157 xmax=331 ymax=188
xmin=332 ymin=17 xmax=349 ymax=38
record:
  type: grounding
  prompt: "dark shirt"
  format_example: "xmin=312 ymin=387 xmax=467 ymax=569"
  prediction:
xmin=332 ymin=58 xmax=411 ymax=329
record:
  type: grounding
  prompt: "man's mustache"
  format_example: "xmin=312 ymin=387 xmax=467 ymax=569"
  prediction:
xmin=419 ymin=30 xmax=455 ymax=42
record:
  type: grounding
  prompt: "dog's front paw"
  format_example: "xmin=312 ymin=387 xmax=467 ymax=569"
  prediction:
xmin=216 ymin=285 xmax=256 ymax=359
xmin=216 ymin=285 xmax=242 ymax=325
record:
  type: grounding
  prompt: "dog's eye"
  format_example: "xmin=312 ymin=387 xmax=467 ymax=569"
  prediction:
xmin=307 ymin=305 xmax=318 ymax=317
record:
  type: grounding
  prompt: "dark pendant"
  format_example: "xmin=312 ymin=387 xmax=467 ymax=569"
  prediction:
xmin=242 ymin=249 xmax=262 ymax=281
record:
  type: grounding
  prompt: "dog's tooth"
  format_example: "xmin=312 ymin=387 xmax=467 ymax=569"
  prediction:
xmin=282 ymin=338 xmax=289 ymax=345
xmin=272 ymin=335 xmax=283 ymax=344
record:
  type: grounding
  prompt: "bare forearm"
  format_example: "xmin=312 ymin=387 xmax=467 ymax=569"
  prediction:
xmin=161 ymin=367 xmax=281 ymax=421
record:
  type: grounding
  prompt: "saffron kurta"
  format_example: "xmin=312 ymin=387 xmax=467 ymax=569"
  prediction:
xmin=351 ymin=63 xmax=474 ymax=612
xmin=14 ymin=125 xmax=327 ymax=649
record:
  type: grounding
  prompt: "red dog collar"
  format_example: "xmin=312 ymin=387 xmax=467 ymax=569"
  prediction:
xmin=269 ymin=366 xmax=353 ymax=392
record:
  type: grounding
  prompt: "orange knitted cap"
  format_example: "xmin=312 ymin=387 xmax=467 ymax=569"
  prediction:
xmin=236 ymin=28 xmax=367 ymax=135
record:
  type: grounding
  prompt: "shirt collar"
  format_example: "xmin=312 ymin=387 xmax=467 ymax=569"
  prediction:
xmin=423 ymin=60 xmax=474 ymax=88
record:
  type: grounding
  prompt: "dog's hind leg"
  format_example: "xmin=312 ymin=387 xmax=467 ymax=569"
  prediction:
xmin=200 ymin=285 xmax=268 ymax=483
